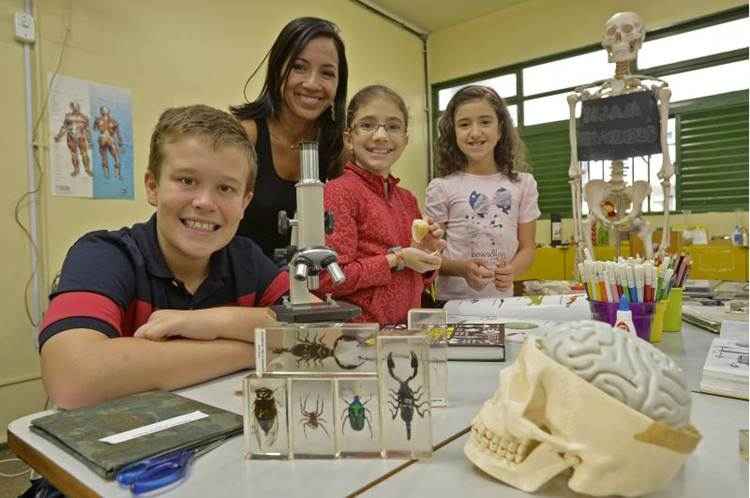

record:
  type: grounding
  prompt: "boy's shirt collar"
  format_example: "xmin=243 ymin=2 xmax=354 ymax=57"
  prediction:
xmin=139 ymin=214 xmax=230 ymax=284
xmin=344 ymin=162 xmax=400 ymax=198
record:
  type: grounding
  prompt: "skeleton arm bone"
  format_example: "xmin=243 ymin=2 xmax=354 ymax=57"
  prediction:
xmin=567 ymin=93 xmax=585 ymax=264
xmin=655 ymin=86 xmax=674 ymax=257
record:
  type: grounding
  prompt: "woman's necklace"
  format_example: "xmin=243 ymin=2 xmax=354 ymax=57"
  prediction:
xmin=268 ymin=122 xmax=317 ymax=150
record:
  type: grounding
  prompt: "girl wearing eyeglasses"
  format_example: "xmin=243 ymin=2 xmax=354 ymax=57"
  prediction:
xmin=316 ymin=85 xmax=445 ymax=326
xmin=425 ymin=85 xmax=540 ymax=301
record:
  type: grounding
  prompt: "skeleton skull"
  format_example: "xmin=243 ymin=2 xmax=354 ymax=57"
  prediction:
xmin=602 ymin=12 xmax=645 ymax=63
xmin=465 ymin=320 xmax=701 ymax=496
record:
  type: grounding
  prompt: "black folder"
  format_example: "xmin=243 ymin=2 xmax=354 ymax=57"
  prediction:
xmin=30 ymin=390 xmax=243 ymax=479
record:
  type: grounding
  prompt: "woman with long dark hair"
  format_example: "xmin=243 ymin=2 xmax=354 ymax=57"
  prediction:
xmin=230 ymin=17 xmax=348 ymax=261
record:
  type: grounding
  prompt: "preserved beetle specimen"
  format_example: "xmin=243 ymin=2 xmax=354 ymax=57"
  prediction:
xmin=341 ymin=395 xmax=374 ymax=438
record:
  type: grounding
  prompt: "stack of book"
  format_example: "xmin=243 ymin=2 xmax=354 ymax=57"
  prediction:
xmin=446 ymin=322 xmax=505 ymax=362
xmin=699 ymin=321 xmax=749 ymax=399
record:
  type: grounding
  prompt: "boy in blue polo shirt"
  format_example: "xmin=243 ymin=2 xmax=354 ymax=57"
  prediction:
xmin=39 ymin=105 xmax=288 ymax=409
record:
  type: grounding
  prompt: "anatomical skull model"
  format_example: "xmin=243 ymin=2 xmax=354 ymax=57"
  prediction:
xmin=568 ymin=12 xmax=674 ymax=265
xmin=465 ymin=320 xmax=701 ymax=497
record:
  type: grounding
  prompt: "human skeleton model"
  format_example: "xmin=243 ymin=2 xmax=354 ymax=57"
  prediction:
xmin=54 ymin=102 xmax=93 ymax=177
xmin=568 ymin=12 xmax=674 ymax=266
xmin=94 ymin=106 xmax=124 ymax=179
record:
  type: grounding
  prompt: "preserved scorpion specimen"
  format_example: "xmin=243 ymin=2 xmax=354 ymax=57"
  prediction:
xmin=273 ymin=331 xmax=367 ymax=369
xmin=387 ymin=351 xmax=429 ymax=440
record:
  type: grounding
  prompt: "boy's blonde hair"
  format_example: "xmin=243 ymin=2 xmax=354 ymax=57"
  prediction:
xmin=148 ymin=105 xmax=257 ymax=191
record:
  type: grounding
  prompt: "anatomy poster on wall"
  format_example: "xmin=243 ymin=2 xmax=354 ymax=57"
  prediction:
xmin=48 ymin=74 xmax=134 ymax=199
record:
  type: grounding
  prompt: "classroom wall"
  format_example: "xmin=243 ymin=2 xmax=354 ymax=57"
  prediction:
xmin=427 ymin=0 xmax=749 ymax=246
xmin=0 ymin=0 xmax=427 ymax=443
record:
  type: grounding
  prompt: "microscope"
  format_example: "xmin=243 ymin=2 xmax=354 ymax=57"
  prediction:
xmin=271 ymin=142 xmax=361 ymax=323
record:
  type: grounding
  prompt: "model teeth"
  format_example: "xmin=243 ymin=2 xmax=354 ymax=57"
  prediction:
xmin=184 ymin=219 xmax=216 ymax=231
xmin=471 ymin=422 xmax=539 ymax=465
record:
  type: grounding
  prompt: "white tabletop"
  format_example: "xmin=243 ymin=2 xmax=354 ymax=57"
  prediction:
xmin=7 ymin=361 xmax=501 ymax=498
xmin=363 ymin=392 xmax=749 ymax=498
xmin=7 ymin=323 xmax=746 ymax=497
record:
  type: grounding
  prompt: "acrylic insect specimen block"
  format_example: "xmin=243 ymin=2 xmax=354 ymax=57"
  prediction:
xmin=289 ymin=378 xmax=336 ymax=458
xmin=256 ymin=323 xmax=379 ymax=375
xmin=376 ymin=330 xmax=433 ymax=459
xmin=337 ymin=377 xmax=382 ymax=457
xmin=243 ymin=376 xmax=289 ymax=459
xmin=408 ymin=308 xmax=449 ymax=407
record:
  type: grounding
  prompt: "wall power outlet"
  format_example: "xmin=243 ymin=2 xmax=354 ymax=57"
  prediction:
xmin=14 ymin=11 xmax=36 ymax=43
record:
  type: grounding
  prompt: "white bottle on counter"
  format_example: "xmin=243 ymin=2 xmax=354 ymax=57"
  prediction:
xmin=614 ymin=295 xmax=638 ymax=338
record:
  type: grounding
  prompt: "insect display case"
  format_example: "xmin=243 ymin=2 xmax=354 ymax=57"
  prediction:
xmin=243 ymin=372 xmax=381 ymax=459
xmin=407 ymin=308 xmax=449 ymax=407
xmin=376 ymin=330 xmax=433 ymax=459
xmin=243 ymin=377 xmax=289 ymax=459
xmin=255 ymin=323 xmax=378 ymax=375
xmin=246 ymin=324 xmax=432 ymax=459
xmin=338 ymin=377 xmax=381 ymax=457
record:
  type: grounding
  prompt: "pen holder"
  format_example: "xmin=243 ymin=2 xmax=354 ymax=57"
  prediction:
xmin=663 ymin=288 xmax=683 ymax=332
xmin=589 ymin=300 xmax=655 ymax=342
xmin=649 ymin=300 xmax=668 ymax=343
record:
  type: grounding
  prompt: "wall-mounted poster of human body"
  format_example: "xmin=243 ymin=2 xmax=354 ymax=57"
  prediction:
xmin=48 ymin=74 xmax=134 ymax=199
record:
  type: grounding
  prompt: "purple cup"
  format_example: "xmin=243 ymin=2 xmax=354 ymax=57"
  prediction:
xmin=589 ymin=300 xmax=655 ymax=342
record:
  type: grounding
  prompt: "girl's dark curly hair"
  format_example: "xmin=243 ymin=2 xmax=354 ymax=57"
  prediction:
xmin=436 ymin=85 xmax=527 ymax=181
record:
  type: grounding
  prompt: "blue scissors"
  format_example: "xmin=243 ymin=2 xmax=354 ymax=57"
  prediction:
xmin=116 ymin=439 xmax=226 ymax=495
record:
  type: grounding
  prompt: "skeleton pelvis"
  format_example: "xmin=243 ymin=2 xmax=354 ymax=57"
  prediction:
xmin=584 ymin=179 xmax=650 ymax=227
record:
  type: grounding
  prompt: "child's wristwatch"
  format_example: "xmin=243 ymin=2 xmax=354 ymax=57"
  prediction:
xmin=388 ymin=246 xmax=405 ymax=272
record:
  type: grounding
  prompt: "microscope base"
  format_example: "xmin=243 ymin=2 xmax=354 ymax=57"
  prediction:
xmin=271 ymin=300 xmax=361 ymax=323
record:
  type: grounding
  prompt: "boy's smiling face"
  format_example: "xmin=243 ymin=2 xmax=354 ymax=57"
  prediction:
xmin=145 ymin=136 xmax=253 ymax=273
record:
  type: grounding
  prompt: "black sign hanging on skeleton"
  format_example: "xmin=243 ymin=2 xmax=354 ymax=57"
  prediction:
xmin=577 ymin=90 xmax=661 ymax=161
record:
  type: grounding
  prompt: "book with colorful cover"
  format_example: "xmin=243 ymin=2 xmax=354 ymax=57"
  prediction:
xmin=447 ymin=322 xmax=505 ymax=362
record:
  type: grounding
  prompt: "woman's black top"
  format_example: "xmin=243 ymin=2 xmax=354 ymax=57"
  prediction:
xmin=237 ymin=118 xmax=329 ymax=262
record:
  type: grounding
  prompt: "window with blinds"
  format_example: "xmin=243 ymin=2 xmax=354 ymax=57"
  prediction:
xmin=676 ymin=91 xmax=749 ymax=212
xmin=520 ymin=123 xmax=571 ymax=216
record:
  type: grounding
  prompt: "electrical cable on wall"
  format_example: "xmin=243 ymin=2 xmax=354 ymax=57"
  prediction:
xmin=15 ymin=11 xmax=72 ymax=328
xmin=349 ymin=0 xmax=433 ymax=181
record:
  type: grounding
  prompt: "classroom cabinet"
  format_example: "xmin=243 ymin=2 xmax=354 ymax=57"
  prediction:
xmin=514 ymin=245 xmax=748 ymax=282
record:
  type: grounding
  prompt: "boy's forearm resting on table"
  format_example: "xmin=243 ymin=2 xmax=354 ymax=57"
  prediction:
xmin=133 ymin=306 xmax=277 ymax=342
xmin=41 ymin=330 xmax=254 ymax=409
